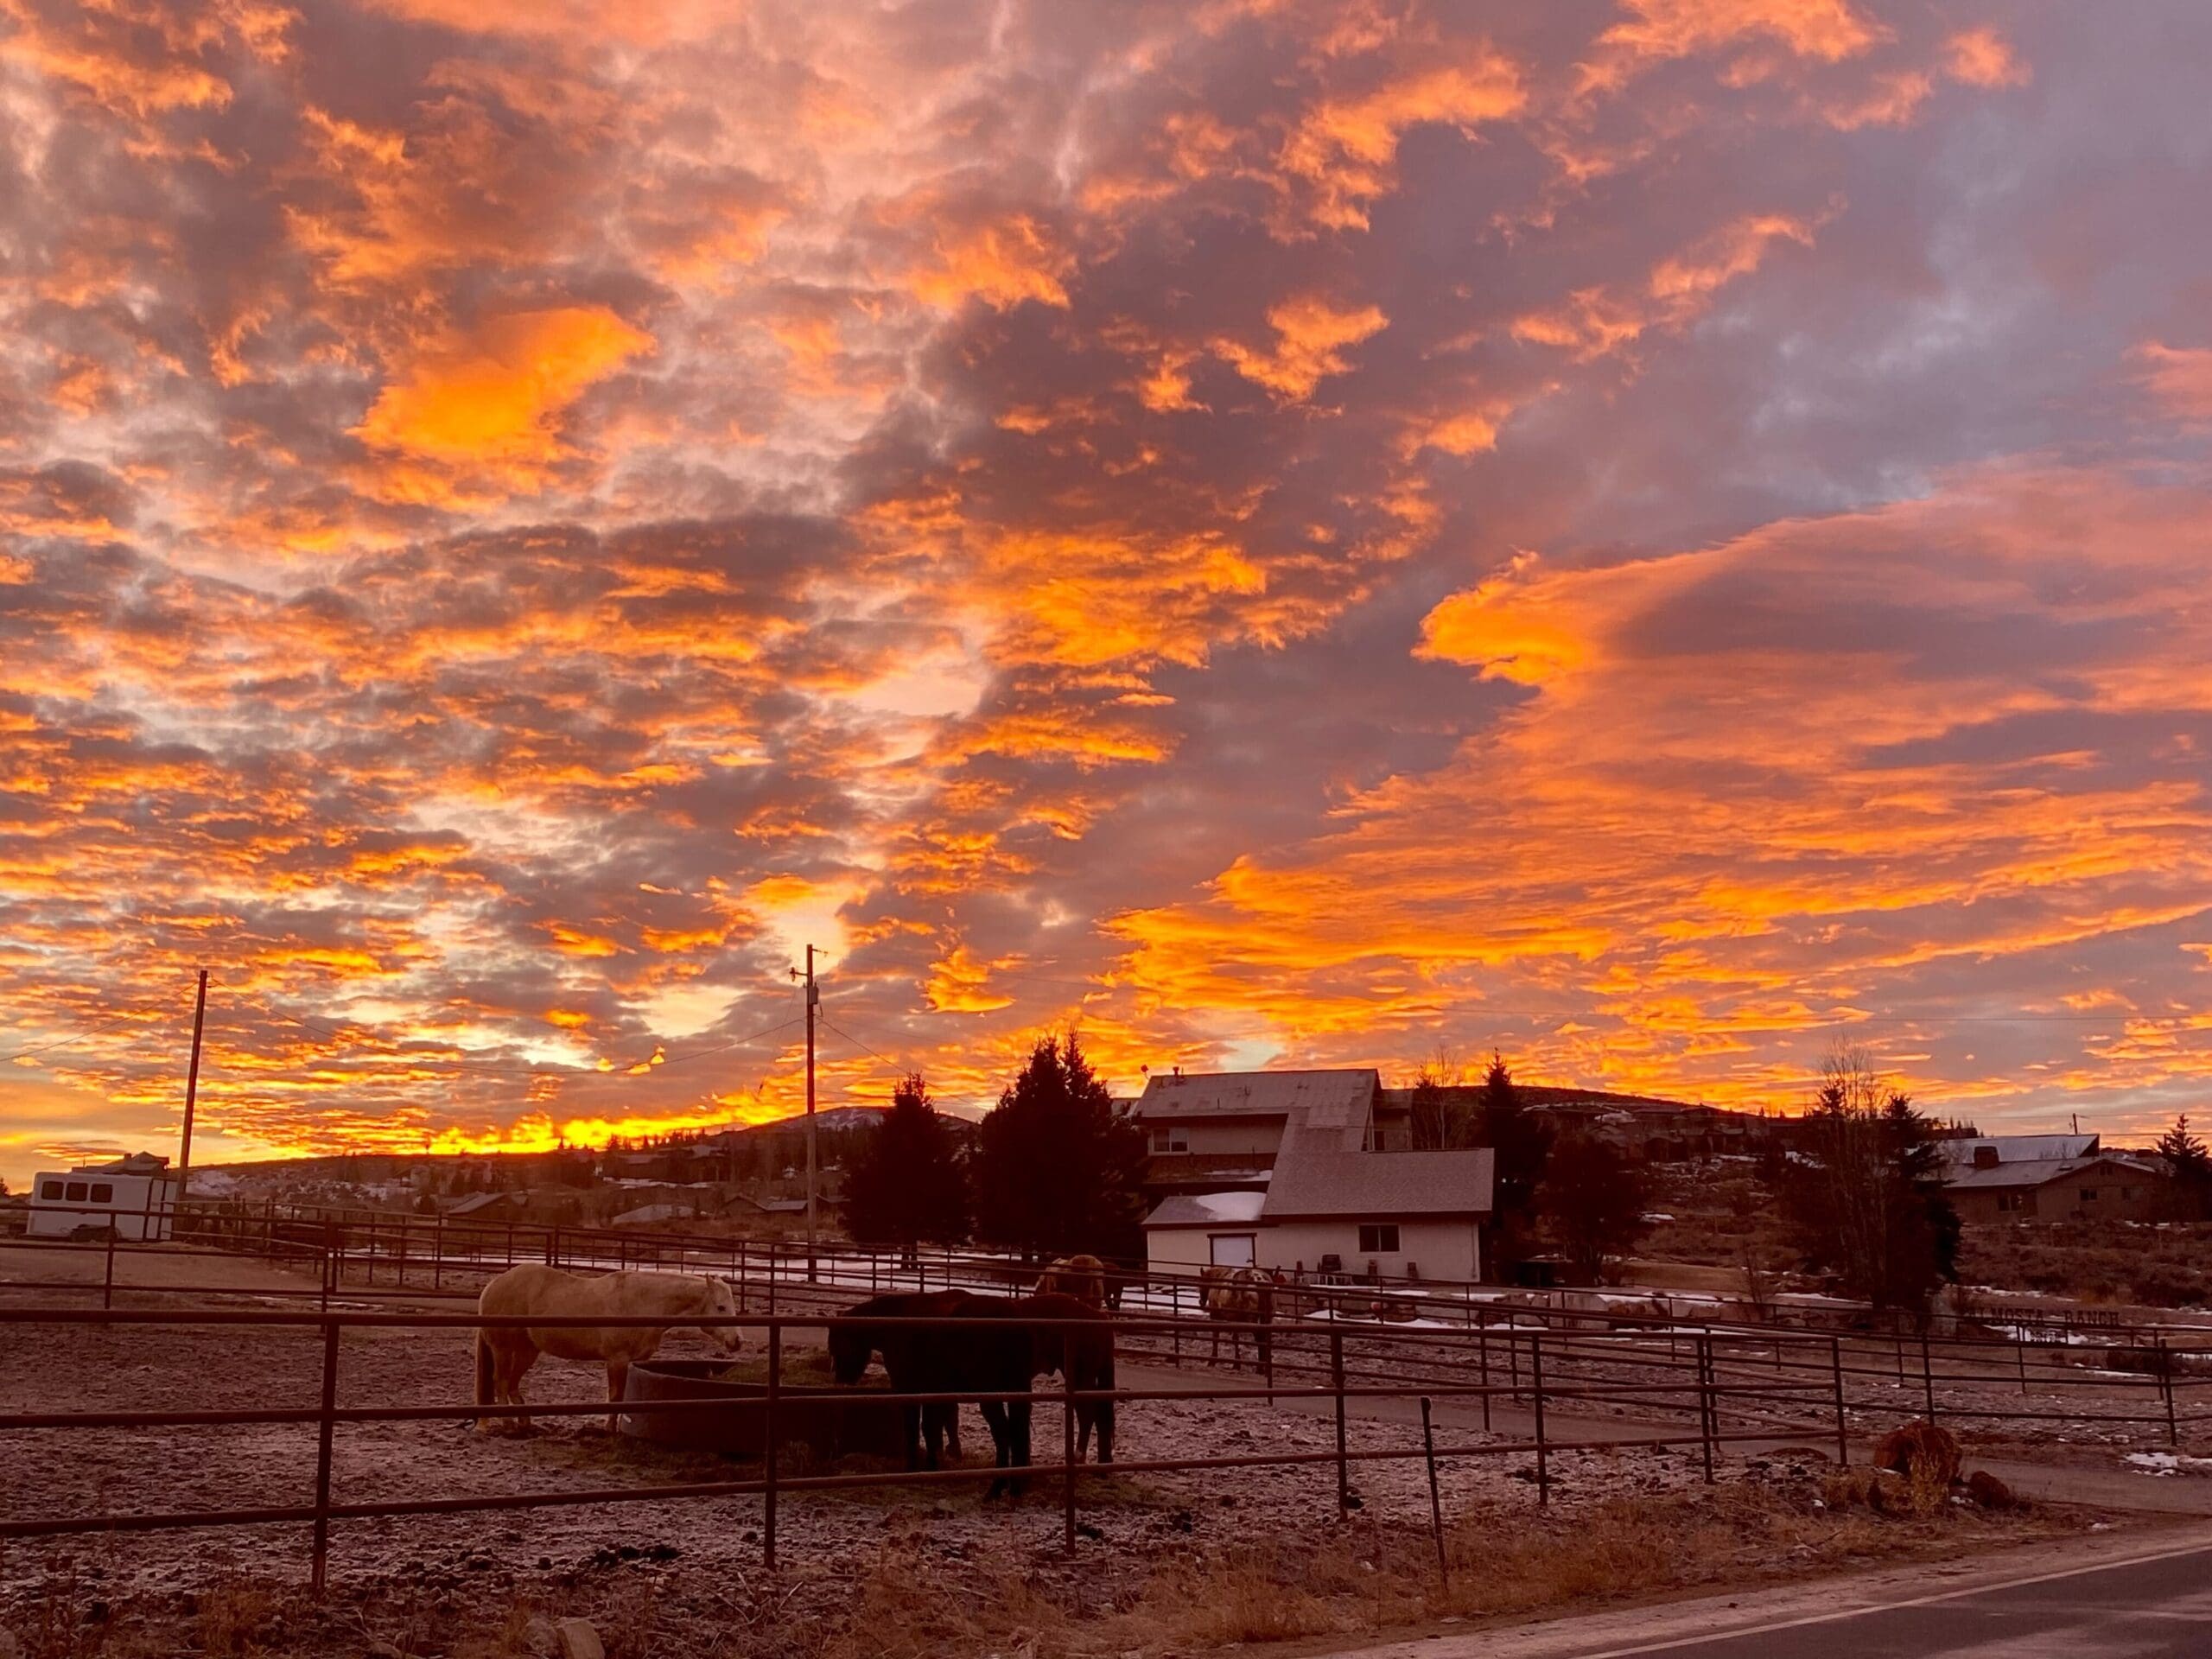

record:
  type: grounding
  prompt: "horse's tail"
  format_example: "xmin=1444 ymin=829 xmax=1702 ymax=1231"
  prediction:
xmin=474 ymin=1325 xmax=495 ymax=1408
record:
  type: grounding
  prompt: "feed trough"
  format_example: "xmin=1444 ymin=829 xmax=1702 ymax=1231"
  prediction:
xmin=617 ymin=1359 xmax=912 ymax=1460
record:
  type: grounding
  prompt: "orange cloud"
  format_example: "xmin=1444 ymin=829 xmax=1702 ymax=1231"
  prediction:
xmin=1215 ymin=296 xmax=1389 ymax=399
xmin=2134 ymin=344 xmax=2212 ymax=423
xmin=1599 ymin=0 xmax=1884 ymax=64
xmin=1943 ymin=26 xmax=2030 ymax=89
xmin=354 ymin=307 xmax=653 ymax=471
xmin=909 ymin=217 xmax=1073 ymax=311
xmin=1281 ymin=49 xmax=1527 ymax=229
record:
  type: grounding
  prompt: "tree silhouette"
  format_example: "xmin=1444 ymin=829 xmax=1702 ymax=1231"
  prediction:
xmin=843 ymin=1074 xmax=969 ymax=1263
xmin=971 ymin=1032 xmax=1147 ymax=1263
xmin=2156 ymin=1116 xmax=2210 ymax=1221
xmin=1780 ymin=1046 xmax=1959 ymax=1319
xmin=1476 ymin=1052 xmax=1553 ymax=1280
xmin=1538 ymin=1133 xmax=1651 ymax=1285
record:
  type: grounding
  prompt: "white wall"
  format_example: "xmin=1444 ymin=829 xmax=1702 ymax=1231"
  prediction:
xmin=1259 ymin=1217 xmax=1479 ymax=1284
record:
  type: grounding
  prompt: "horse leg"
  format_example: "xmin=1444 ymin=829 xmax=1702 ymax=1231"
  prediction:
xmin=604 ymin=1358 xmax=629 ymax=1433
xmin=979 ymin=1400 xmax=1012 ymax=1499
xmin=505 ymin=1344 xmax=538 ymax=1433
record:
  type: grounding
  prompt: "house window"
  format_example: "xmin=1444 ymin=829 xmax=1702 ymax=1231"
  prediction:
xmin=1209 ymin=1233 xmax=1256 ymax=1268
xmin=1150 ymin=1127 xmax=1189 ymax=1154
xmin=1357 ymin=1224 xmax=1400 ymax=1255
xmin=40 ymin=1180 xmax=62 ymax=1201
xmin=1997 ymin=1192 xmax=2024 ymax=1212
xmin=64 ymin=1182 xmax=88 ymax=1203
xmin=2121 ymin=1186 xmax=2137 ymax=1199
xmin=90 ymin=1183 xmax=112 ymax=1204
xmin=2080 ymin=1188 xmax=2098 ymax=1202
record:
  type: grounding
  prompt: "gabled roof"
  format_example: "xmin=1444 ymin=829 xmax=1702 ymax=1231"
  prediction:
xmin=1937 ymin=1134 xmax=2098 ymax=1170
xmin=1262 ymin=1145 xmax=1494 ymax=1218
xmin=1943 ymin=1153 xmax=2159 ymax=1191
xmin=1131 ymin=1068 xmax=1380 ymax=1125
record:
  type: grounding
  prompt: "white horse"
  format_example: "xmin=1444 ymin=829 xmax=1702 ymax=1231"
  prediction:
xmin=474 ymin=1263 xmax=741 ymax=1433
xmin=1200 ymin=1265 xmax=1267 ymax=1367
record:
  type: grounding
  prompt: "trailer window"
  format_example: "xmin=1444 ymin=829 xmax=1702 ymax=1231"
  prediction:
xmin=90 ymin=1183 xmax=113 ymax=1204
xmin=1357 ymin=1224 xmax=1400 ymax=1255
xmin=65 ymin=1181 xmax=88 ymax=1203
xmin=41 ymin=1180 xmax=62 ymax=1200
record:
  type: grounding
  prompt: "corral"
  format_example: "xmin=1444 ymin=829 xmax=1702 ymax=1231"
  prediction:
xmin=3 ymin=1225 xmax=2209 ymax=1656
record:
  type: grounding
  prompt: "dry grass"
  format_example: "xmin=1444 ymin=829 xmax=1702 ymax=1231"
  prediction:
xmin=2 ymin=1478 xmax=2076 ymax=1659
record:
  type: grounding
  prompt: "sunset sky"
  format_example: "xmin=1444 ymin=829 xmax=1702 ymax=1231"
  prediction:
xmin=4 ymin=0 xmax=2211 ymax=1185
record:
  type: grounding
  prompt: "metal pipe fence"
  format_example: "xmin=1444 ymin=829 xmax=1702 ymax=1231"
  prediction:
xmin=2 ymin=1295 xmax=2206 ymax=1596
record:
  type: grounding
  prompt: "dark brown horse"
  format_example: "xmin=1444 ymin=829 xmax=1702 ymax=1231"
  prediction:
xmin=827 ymin=1289 xmax=972 ymax=1468
xmin=829 ymin=1290 xmax=1116 ymax=1498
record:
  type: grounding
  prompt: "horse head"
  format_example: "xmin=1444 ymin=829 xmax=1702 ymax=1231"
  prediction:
xmin=701 ymin=1278 xmax=744 ymax=1355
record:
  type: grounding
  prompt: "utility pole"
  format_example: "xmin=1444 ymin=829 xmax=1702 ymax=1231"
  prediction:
xmin=175 ymin=969 xmax=209 ymax=1242
xmin=791 ymin=945 xmax=819 ymax=1282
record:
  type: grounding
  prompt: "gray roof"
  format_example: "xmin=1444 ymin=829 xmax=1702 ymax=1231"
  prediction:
xmin=1943 ymin=1154 xmax=2158 ymax=1191
xmin=1131 ymin=1068 xmax=1379 ymax=1128
xmin=1937 ymin=1134 xmax=2098 ymax=1170
xmin=1144 ymin=1191 xmax=1270 ymax=1228
xmin=1262 ymin=1145 xmax=1494 ymax=1218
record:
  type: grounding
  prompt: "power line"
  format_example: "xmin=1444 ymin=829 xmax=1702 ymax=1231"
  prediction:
xmin=819 ymin=1018 xmax=895 ymax=1068
xmin=0 ymin=1010 xmax=148 ymax=1066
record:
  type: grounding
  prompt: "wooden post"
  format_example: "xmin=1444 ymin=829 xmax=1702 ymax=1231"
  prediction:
xmin=1531 ymin=1333 xmax=1548 ymax=1507
xmin=1331 ymin=1329 xmax=1350 ymax=1517
xmin=103 ymin=1226 xmax=118 ymax=1311
xmin=1421 ymin=1397 xmax=1447 ymax=1586
xmin=1920 ymin=1332 xmax=1936 ymax=1423
xmin=764 ymin=1325 xmax=780 ymax=1570
xmin=1830 ymin=1336 xmax=1849 ymax=1467
xmin=1063 ymin=1353 xmax=1078 ymax=1557
xmin=310 ymin=1318 xmax=340 ymax=1592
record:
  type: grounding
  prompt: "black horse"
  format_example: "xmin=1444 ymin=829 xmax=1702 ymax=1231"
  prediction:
xmin=830 ymin=1290 xmax=1116 ymax=1497
xmin=826 ymin=1289 xmax=975 ymax=1468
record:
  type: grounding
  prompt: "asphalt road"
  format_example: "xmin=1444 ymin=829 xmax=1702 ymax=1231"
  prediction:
xmin=1569 ymin=1541 xmax=2212 ymax=1657
xmin=1331 ymin=1529 xmax=2212 ymax=1659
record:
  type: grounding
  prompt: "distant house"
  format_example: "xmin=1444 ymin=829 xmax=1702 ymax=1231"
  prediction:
xmin=1140 ymin=1144 xmax=1495 ymax=1282
xmin=1942 ymin=1141 xmax=2167 ymax=1224
xmin=1127 ymin=1069 xmax=1402 ymax=1198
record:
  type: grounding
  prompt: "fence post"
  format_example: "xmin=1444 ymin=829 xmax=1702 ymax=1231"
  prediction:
xmin=433 ymin=1217 xmax=443 ymax=1292
xmin=1696 ymin=1334 xmax=1715 ymax=1485
xmin=1063 ymin=1355 xmax=1078 ymax=1557
xmin=767 ymin=1248 xmax=777 ymax=1316
xmin=1919 ymin=1331 xmax=1936 ymax=1423
xmin=1530 ymin=1332 xmax=1549 ymax=1508
xmin=1830 ymin=1337 xmax=1849 ymax=1467
xmin=1478 ymin=1310 xmax=1491 ymax=1432
xmin=764 ymin=1324 xmax=780 ymax=1571
xmin=1421 ymin=1397 xmax=1448 ymax=1587
xmin=102 ymin=1226 xmax=117 ymax=1311
xmin=1172 ymin=1281 xmax=1181 ymax=1366
xmin=310 ymin=1317 xmax=340 ymax=1593
xmin=2017 ymin=1338 xmax=2028 ymax=1395
xmin=2158 ymin=1334 xmax=2178 ymax=1447
xmin=1331 ymin=1329 xmax=1350 ymax=1517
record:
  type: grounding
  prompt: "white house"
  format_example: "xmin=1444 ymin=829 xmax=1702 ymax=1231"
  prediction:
xmin=27 ymin=1152 xmax=177 ymax=1242
xmin=1140 ymin=1109 xmax=1495 ymax=1284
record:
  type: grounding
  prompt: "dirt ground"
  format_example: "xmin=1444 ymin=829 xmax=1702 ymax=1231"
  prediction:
xmin=0 ymin=1281 xmax=2167 ymax=1659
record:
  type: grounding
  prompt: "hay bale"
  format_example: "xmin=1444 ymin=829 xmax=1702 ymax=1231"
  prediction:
xmin=1872 ymin=1420 xmax=1961 ymax=1487
xmin=1965 ymin=1469 xmax=2018 ymax=1510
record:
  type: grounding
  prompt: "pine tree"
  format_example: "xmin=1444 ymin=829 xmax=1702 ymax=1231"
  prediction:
xmin=971 ymin=1032 xmax=1147 ymax=1263
xmin=1538 ymin=1133 xmax=1650 ymax=1285
xmin=843 ymin=1074 xmax=969 ymax=1263
xmin=2156 ymin=1116 xmax=2211 ymax=1221
xmin=1476 ymin=1052 xmax=1553 ymax=1281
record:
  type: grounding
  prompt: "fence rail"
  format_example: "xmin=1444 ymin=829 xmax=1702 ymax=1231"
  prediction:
xmin=2 ymin=1282 xmax=2208 ymax=1593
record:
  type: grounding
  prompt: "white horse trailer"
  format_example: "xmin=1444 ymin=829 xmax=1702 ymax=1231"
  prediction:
xmin=27 ymin=1166 xmax=175 ymax=1241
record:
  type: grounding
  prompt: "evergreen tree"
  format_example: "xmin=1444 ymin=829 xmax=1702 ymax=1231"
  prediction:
xmin=971 ymin=1032 xmax=1148 ymax=1263
xmin=2156 ymin=1116 xmax=2211 ymax=1221
xmin=842 ymin=1074 xmax=969 ymax=1263
xmin=1476 ymin=1052 xmax=1554 ymax=1281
